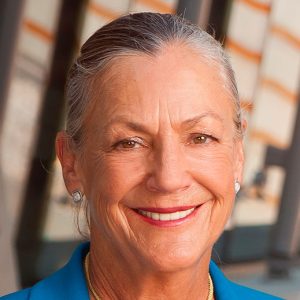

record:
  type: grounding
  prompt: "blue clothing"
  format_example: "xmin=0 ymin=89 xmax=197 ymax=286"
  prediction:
xmin=1 ymin=243 xmax=283 ymax=299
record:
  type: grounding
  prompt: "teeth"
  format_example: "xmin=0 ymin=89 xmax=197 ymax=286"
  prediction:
xmin=152 ymin=213 xmax=159 ymax=220
xmin=138 ymin=208 xmax=195 ymax=221
xmin=170 ymin=211 xmax=179 ymax=221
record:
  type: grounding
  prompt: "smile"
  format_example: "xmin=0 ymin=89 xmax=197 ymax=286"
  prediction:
xmin=137 ymin=207 xmax=195 ymax=221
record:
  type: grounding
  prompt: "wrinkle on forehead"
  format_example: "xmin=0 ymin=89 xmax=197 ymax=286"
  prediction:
xmin=102 ymin=112 xmax=225 ymax=139
xmin=84 ymin=43 xmax=235 ymax=139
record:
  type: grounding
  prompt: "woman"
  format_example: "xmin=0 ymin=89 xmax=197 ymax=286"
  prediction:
xmin=2 ymin=13 xmax=282 ymax=300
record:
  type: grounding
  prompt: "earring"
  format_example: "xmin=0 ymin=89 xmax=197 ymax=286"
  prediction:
xmin=72 ymin=190 xmax=83 ymax=204
xmin=234 ymin=180 xmax=241 ymax=194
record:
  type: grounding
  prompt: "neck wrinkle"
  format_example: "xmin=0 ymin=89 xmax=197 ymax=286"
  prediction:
xmin=88 ymin=238 xmax=213 ymax=300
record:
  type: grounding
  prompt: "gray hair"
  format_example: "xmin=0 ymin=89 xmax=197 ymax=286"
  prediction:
xmin=65 ymin=12 xmax=241 ymax=150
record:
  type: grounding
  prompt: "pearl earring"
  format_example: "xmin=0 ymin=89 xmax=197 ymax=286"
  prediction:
xmin=72 ymin=190 xmax=83 ymax=204
xmin=234 ymin=181 xmax=240 ymax=194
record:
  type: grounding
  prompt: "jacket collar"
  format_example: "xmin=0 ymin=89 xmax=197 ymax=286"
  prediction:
xmin=209 ymin=260 xmax=238 ymax=300
xmin=29 ymin=242 xmax=279 ymax=300
xmin=30 ymin=242 xmax=90 ymax=300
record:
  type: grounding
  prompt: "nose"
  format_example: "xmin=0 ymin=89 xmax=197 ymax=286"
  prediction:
xmin=146 ymin=139 xmax=192 ymax=194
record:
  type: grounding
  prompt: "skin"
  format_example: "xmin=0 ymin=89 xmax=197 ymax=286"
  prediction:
xmin=56 ymin=43 xmax=245 ymax=299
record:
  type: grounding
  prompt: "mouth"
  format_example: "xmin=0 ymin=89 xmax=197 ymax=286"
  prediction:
xmin=133 ymin=205 xmax=201 ymax=226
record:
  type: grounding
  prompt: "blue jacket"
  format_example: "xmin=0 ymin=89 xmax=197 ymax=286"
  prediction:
xmin=1 ymin=243 xmax=283 ymax=299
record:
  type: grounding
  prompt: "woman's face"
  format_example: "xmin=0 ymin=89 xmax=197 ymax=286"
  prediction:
xmin=77 ymin=44 xmax=244 ymax=271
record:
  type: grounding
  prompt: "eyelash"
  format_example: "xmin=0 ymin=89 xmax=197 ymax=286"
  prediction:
xmin=190 ymin=133 xmax=218 ymax=145
xmin=113 ymin=137 xmax=145 ymax=150
xmin=112 ymin=133 xmax=218 ymax=151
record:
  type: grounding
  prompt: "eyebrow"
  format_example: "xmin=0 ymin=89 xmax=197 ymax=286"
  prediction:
xmin=181 ymin=112 xmax=224 ymax=129
xmin=104 ymin=116 xmax=150 ymax=134
xmin=104 ymin=112 xmax=224 ymax=134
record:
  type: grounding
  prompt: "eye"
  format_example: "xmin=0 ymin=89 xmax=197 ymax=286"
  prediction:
xmin=191 ymin=134 xmax=216 ymax=144
xmin=119 ymin=140 xmax=139 ymax=148
xmin=113 ymin=137 xmax=144 ymax=149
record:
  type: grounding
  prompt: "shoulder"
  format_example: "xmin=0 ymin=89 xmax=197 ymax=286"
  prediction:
xmin=0 ymin=243 xmax=90 ymax=300
xmin=209 ymin=261 xmax=283 ymax=300
xmin=0 ymin=289 xmax=30 ymax=300
xmin=226 ymin=280 xmax=283 ymax=299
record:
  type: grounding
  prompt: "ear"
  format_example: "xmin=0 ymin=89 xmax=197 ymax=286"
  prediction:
xmin=234 ymin=119 xmax=247 ymax=183
xmin=56 ymin=131 xmax=84 ymax=196
xmin=234 ymin=139 xmax=244 ymax=183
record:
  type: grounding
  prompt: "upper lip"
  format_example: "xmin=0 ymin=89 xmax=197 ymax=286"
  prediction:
xmin=134 ymin=205 xmax=200 ymax=213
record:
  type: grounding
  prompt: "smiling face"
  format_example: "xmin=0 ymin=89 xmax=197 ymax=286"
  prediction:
xmin=68 ymin=43 xmax=244 ymax=272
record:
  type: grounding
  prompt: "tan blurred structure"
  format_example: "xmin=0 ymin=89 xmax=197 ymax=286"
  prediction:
xmin=225 ymin=0 xmax=300 ymax=277
xmin=226 ymin=0 xmax=300 ymax=200
xmin=0 ymin=0 xmax=299 ymax=297
xmin=0 ymin=0 xmax=26 ymax=294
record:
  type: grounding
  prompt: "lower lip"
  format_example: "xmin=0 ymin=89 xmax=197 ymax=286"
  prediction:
xmin=133 ymin=206 xmax=201 ymax=227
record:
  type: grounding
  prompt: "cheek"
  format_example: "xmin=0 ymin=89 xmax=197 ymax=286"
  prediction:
xmin=83 ymin=154 xmax=145 ymax=241
xmin=188 ymin=147 xmax=236 ymax=233
xmin=83 ymin=151 xmax=147 ymax=207
xmin=188 ymin=146 xmax=236 ymax=194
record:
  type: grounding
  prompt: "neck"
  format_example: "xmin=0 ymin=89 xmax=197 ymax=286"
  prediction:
xmin=88 ymin=236 xmax=213 ymax=299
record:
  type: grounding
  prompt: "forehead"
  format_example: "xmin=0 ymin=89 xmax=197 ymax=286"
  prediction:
xmin=88 ymin=43 xmax=234 ymax=130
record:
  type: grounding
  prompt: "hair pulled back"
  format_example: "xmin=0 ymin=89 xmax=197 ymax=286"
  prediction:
xmin=65 ymin=12 xmax=241 ymax=150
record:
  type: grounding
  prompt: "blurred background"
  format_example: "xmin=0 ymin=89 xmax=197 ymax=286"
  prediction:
xmin=0 ymin=0 xmax=299 ymax=298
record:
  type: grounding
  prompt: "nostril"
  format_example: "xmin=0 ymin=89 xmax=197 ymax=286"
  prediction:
xmin=145 ymin=173 xmax=191 ymax=194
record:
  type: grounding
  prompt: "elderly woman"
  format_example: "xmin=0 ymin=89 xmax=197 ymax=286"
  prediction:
xmin=3 ymin=13 xmax=282 ymax=300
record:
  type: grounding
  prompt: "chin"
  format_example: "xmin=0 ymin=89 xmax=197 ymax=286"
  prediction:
xmin=140 ymin=240 xmax=212 ymax=273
